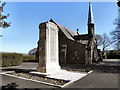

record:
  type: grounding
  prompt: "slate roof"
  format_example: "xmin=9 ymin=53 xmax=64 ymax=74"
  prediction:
xmin=74 ymin=34 xmax=89 ymax=40
xmin=50 ymin=19 xmax=89 ymax=45
xmin=50 ymin=19 xmax=77 ymax=41
xmin=73 ymin=34 xmax=89 ymax=44
xmin=57 ymin=23 xmax=78 ymax=41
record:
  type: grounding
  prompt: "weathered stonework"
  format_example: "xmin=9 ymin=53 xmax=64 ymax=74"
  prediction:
xmin=58 ymin=30 xmax=86 ymax=64
xmin=37 ymin=22 xmax=60 ymax=74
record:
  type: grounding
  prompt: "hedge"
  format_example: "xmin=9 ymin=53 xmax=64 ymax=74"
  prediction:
xmin=22 ymin=55 xmax=36 ymax=62
xmin=107 ymin=51 xmax=120 ymax=59
xmin=2 ymin=53 xmax=23 ymax=67
xmin=1 ymin=53 xmax=36 ymax=67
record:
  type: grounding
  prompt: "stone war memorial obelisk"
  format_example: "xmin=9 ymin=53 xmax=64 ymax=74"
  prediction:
xmin=36 ymin=21 xmax=61 ymax=74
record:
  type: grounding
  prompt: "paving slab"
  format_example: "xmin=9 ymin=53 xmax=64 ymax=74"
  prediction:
xmin=46 ymin=70 xmax=87 ymax=81
xmin=46 ymin=70 xmax=92 ymax=88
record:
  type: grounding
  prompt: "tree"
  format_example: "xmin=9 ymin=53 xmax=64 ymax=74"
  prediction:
xmin=95 ymin=34 xmax=102 ymax=47
xmin=117 ymin=0 xmax=120 ymax=7
xmin=28 ymin=48 xmax=37 ymax=55
xmin=109 ymin=2 xmax=120 ymax=50
xmin=0 ymin=1 xmax=11 ymax=29
xmin=102 ymin=33 xmax=111 ymax=54
xmin=95 ymin=33 xmax=111 ymax=54
xmin=110 ymin=19 xmax=120 ymax=50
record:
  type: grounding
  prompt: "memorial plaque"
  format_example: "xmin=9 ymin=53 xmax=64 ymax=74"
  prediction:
xmin=50 ymin=29 xmax=56 ymax=62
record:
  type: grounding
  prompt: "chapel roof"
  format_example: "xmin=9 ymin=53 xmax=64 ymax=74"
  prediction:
xmin=73 ymin=34 xmax=90 ymax=45
xmin=50 ymin=19 xmax=77 ymax=41
xmin=50 ymin=19 xmax=89 ymax=45
xmin=73 ymin=34 xmax=89 ymax=40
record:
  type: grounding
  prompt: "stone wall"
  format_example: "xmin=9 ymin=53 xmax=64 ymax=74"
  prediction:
xmin=59 ymin=30 xmax=86 ymax=65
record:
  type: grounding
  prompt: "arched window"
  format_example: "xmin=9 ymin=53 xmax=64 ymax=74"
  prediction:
xmin=74 ymin=50 xmax=78 ymax=57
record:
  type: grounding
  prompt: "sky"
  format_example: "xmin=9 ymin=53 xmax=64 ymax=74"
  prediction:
xmin=1 ymin=2 xmax=118 ymax=54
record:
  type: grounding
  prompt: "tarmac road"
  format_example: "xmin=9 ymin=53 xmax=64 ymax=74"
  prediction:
xmin=2 ymin=74 xmax=55 ymax=89
xmin=65 ymin=71 xmax=118 ymax=88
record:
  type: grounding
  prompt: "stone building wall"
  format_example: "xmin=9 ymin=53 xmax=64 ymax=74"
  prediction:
xmin=59 ymin=30 xmax=86 ymax=65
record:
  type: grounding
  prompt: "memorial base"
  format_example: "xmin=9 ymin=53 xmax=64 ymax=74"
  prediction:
xmin=37 ymin=63 xmax=61 ymax=74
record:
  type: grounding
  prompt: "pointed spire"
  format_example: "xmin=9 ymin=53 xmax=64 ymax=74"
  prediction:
xmin=88 ymin=2 xmax=94 ymax=24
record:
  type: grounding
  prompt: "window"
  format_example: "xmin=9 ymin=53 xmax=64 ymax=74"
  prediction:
xmin=74 ymin=50 xmax=78 ymax=57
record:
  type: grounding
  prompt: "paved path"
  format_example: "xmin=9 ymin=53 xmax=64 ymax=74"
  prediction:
xmin=17 ymin=62 xmax=38 ymax=69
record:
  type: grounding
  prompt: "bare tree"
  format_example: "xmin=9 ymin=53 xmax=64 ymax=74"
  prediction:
xmin=95 ymin=33 xmax=111 ymax=53
xmin=117 ymin=0 xmax=120 ymax=7
xmin=95 ymin=34 xmax=102 ymax=47
xmin=102 ymin=33 xmax=111 ymax=54
xmin=110 ymin=19 xmax=120 ymax=50
xmin=28 ymin=48 xmax=37 ymax=55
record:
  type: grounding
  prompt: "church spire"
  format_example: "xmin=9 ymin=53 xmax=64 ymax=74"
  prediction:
xmin=88 ymin=2 xmax=94 ymax=24
xmin=88 ymin=2 xmax=95 ymax=36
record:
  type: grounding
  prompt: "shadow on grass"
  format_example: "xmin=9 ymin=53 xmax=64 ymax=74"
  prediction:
xmin=61 ymin=61 xmax=120 ymax=74
xmin=2 ymin=68 xmax=36 ymax=73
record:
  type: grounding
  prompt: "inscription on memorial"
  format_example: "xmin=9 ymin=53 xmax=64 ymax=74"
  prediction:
xmin=50 ymin=28 xmax=56 ymax=62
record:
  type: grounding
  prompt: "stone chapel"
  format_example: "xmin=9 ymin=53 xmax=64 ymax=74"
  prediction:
xmin=36 ymin=2 xmax=102 ymax=66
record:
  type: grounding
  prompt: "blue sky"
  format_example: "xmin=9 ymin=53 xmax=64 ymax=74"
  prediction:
xmin=1 ymin=2 xmax=118 ymax=53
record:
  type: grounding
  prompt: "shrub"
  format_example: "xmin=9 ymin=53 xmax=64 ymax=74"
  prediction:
xmin=2 ymin=53 xmax=23 ymax=67
xmin=22 ymin=55 xmax=36 ymax=62
xmin=1 ymin=53 xmax=37 ymax=67
xmin=107 ymin=51 xmax=120 ymax=59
